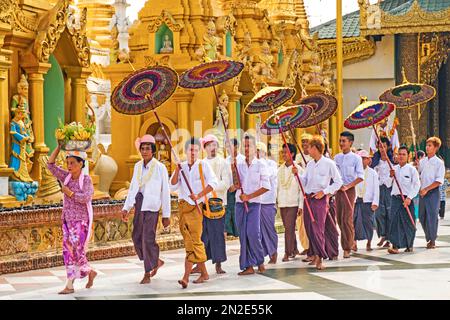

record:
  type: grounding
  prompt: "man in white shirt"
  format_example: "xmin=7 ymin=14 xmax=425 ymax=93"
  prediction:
xmin=418 ymin=137 xmax=446 ymax=249
xmin=225 ymin=138 xmax=245 ymax=237
xmin=353 ymin=150 xmax=379 ymax=251
xmin=200 ymin=134 xmax=231 ymax=274
xmin=334 ymin=131 xmax=365 ymax=258
xmin=257 ymin=141 xmax=278 ymax=264
xmin=170 ymin=138 xmax=218 ymax=288
xmin=233 ymin=135 xmax=270 ymax=275
xmin=388 ymin=146 xmax=420 ymax=254
xmin=121 ymin=135 xmax=171 ymax=284
xmin=373 ymin=138 xmax=394 ymax=248
xmin=295 ymin=133 xmax=313 ymax=168
xmin=300 ymin=136 xmax=343 ymax=270
xmin=278 ymin=143 xmax=305 ymax=262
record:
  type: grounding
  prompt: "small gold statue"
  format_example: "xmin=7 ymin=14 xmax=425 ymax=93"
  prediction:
xmin=160 ymin=34 xmax=174 ymax=54
xmin=196 ymin=20 xmax=221 ymax=62
xmin=252 ymin=41 xmax=275 ymax=80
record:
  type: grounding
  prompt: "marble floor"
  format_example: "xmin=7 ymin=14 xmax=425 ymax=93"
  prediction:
xmin=1 ymin=216 xmax=450 ymax=300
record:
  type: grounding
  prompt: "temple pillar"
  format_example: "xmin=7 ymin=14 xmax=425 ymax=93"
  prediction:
xmin=228 ymin=91 xmax=242 ymax=133
xmin=173 ymin=89 xmax=194 ymax=132
xmin=22 ymin=62 xmax=51 ymax=182
xmin=0 ymin=35 xmax=17 ymax=207
xmin=396 ymin=34 xmax=419 ymax=146
xmin=125 ymin=115 xmax=143 ymax=179
xmin=65 ymin=67 xmax=92 ymax=125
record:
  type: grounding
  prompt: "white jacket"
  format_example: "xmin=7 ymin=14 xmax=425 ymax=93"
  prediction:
xmin=123 ymin=158 xmax=171 ymax=217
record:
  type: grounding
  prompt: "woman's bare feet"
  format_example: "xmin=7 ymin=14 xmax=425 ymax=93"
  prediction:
xmin=140 ymin=272 xmax=151 ymax=284
xmin=193 ymin=274 xmax=209 ymax=284
xmin=377 ymin=238 xmax=385 ymax=247
xmin=215 ymin=263 xmax=226 ymax=274
xmin=282 ymin=254 xmax=289 ymax=262
xmin=351 ymin=244 xmax=358 ymax=252
xmin=302 ymin=256 xmax=313 ymax=263
xmin=366 ymin=241 xmax=373 ymax=251
xmin=58 ymin=287 xmax=75 ymax=295
xmin=316 ymin=258 xmax=325 ymax=270
xmin=238 ymin=267 xmax=255 ymax=276
xmin=257 ymin=264 xmax=266 ymax=274
xmin=343 ymin=250 xmax=351 ymax=258
xmin=86 ymin=270 xmax=97 ymax=289
xmin=388 ymin=247 xmax=399 ymax=254
xmin=150 ymin=259 xmax=165 ymax=277
xmin=190 ymin=264 xmax=202 ymax=274
xmin=308 ymin=256 xmax=317 ymax=265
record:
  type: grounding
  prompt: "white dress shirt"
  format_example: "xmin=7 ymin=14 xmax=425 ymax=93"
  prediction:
xmin=260 ymin=158 xmax=278 ymax=204
xmin=123 ymin=158 xmax=171 ymax=217
xmin=356 ymin=167 xmax=380 ymax=206
xmin=278 ymin=162 xmax=304 ymax=209
xmin=226 ymin=153 xmax=245 ymax=165
xmin=300 ymin=156 xmax=343 ymax=195
xmin=334 ymin=151 xmax=365 ymax=185
xmin=391 ymin=163 xmax=420 ymax=200
xmin=204 ymin=156 xmax=232 ymax=205
xmin=418 ymin=155 xmax=445 ymax=189
xmin=374 ymin=159 xmax=393 ymax=188
xmin=170 ymin=159 xmax=218 ymax=205
xmin=235 ymin=157 xmax=271 ymax=204
xmin=369 ymin=126 xmax=400 ymax=153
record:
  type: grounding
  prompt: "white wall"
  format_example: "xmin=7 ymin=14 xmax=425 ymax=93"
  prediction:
xmin=342 ymin=35 xmax=396 ymax=151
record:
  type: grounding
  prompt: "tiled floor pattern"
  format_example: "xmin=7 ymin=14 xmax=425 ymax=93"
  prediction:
xmin=1 ymin=216 xmax=450 ymax=300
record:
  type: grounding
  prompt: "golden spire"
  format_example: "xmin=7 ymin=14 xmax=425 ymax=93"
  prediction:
xmin=295 ymin=0 xmax=308 ymax=21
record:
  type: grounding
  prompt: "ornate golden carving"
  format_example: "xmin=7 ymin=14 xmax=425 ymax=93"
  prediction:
xmin=0 ymin=0 xmax=38 ymax=33
xmin=66 ymin=6 xmax=90 ymax=67
xmin=317 ymin=37 xmax=376 ymax=66
xmin=32 ymin=0 xmax=69 ymax=63
xmin=360 ymin=0 xmax=450 ymax=36
xmin=420 ymin=32 xmax=450 ymax=84
xmin=147 ymin=10 xmax=184 ymax=33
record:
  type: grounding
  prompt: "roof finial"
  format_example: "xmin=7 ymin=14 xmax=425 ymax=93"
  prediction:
xmin=359 ymin=95 xmax=368 ymax=104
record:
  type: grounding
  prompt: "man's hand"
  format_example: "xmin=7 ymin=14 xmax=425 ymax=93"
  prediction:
xmin=162 ymin=217 xmax=170 ymax=228
xmin=403 ymin=197 xmax=412 ymax=208
xmin=314 ymin=191 xmax=325 ymax=199
xmin=371 ymin=204 xmax=378 ymax=212
xmin=390 ymin=169 xmax=395 ymax=177
xmin=292 ymin=166 xmax=299 ymax=175
xmin=240 ymin=193 xmax=251 ymax=202
xmin=297 ymin=208 xmax=303 ymax=216
xmin=121 ymin=210 xmax=130 ymax=222
xmin=419 ymin=188 xmax=428 ymax=197
xmin=189 ymin=193 xmax=199 ymax=201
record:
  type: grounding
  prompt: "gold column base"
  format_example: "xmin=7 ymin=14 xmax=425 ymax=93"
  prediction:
xmin=0 ymin=195 xmax=21 ymax=208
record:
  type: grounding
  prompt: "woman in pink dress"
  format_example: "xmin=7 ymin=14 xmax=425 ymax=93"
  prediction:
xmin=48 ymin=144 xmax=97 ymax=294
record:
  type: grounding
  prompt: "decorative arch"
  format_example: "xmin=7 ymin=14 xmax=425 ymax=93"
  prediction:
xmin=147 ymin=10 xmax=184 ymax=55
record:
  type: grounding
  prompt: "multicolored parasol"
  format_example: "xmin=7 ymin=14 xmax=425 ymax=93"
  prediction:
xmin=111 ymin=66 xmax=178 ymax=115
xmin=295 ymin=93 xmax=338 ymax=128
xmin=260 ymin=104 xmax=313 ymax=135
xmin=179 ymin=60 xmax=244 ymax=89
xmin=344 ymin=99 xmax=415 ymax=228
xmin=245 ymin=87 xmax=296 ymax=114
xmin=344 ymin=100 xmax=396 ymax=130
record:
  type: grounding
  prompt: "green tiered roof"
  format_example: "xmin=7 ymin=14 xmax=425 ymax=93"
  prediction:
xmin=310 ymin=0 xmax=450 ymax=40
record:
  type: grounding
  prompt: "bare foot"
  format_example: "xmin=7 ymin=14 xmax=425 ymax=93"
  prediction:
xmin=140 ymin=273 xmax=151 ymax=284
xmin=193 ymin=274 xmax=209 ymax=284
xmin=404 ymin=247 xmax=413 ymax=253
xmin=308 ymin=256 xmax=317 ymax=265
xmin=343 ymin=250 xmax=351 ymax=259
xmin=190 ymin=265 xmax=201 ymax=274
xmin=86 ymin=270 xmax=97 ymax=289
xmin=215 ymin=263 xmax=226 ymax=274
xmin=282 ymin=254 xmax=289 ymax=262
xmin=150 ymin=259 xmax=164 ymax=277
xmin=316 ymin=263 xmax=326 ymax=270
xmin=238 ymin=267 xmax=255 ymax=276
xmin=351 ymin=244 xmax=358 ymax=252
xmin=366 ymin=245 xmax=373 ymax=252
xmin=268 ymin=253 xmax=277 ymax=264
xmin=302 ymin=257 xmax=313 ymax=263
xmin=377 ymin=238 xmax=385 ymax=247
xmin=388 ymin=248 xmax=399 ymax=254
xmin=58 ymin=287 xmax=75 ymax=295
xmin=178 ymin=279 xmax=188 ymax=289
xmin=257 ymin=264 xmax=266 ymax=274
xmin=300 ymin=249 xmax=309 ymax=256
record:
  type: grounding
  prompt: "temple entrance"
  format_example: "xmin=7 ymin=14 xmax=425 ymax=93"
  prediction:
xmin=146 ymin=122 xmax=172 ymax=174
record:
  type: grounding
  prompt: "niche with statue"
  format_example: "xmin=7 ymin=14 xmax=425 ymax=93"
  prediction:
xmin=155 ymin=24 xmax=174 ymax=54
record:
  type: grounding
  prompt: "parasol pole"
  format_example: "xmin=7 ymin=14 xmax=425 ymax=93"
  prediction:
xmin=211 ymin=85 xmax=249 ymax=213
xmin=406 ymin=99 xmax=418 ymax=160
xmin=268 ymin=104 xmax=316 ymax=223
xmin=372 ymin=123 xmax=416 ymax=228
xmin=146 ymin=95 xmax=202 ymax=215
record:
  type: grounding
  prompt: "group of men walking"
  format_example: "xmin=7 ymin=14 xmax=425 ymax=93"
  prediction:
xmin=121 ymin=128 xmax=446 ymax=288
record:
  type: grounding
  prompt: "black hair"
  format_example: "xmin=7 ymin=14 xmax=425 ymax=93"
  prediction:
xmin=243 ymin=134 xmax=256 ymax=145
xmin=68 ymin=156 xmax=86 ymax=169
xmin=282 ymin=143 xmax=297 ymax=160
xmin=417 ymin=150 xmax=425 ymax=159
xmin=140 ymin=142 xmax=157 ymax=154
xmin=340 ymin=131 xmax=354 ymax=142
xmin=185 ymin=137 xmax=201 ymax=150
xmin=380 ymin=136 xmax=391 ymax=147
xmin=230 ymin=138 xmax=239 ymax=147
xmin=398 ymin=145 xmax=409 ymax=154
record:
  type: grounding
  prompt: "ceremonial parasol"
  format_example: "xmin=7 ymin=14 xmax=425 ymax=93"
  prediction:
xmin=379 ymin=68 xmax=436 ymax=156
xmin=344 ymin=100 xmax=416 ymax=228
xmin=296 ymin=93 xmax=338 ymax=129
xmin=179 ymin=60 xmax=248 ymax=211
xmin=111 ymin=66 xmax=178 ymax=115
xmin=246 ymin=87 xmax=316 ymax=223
xmin=111 ymin=65 xmax=202 ymax=214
